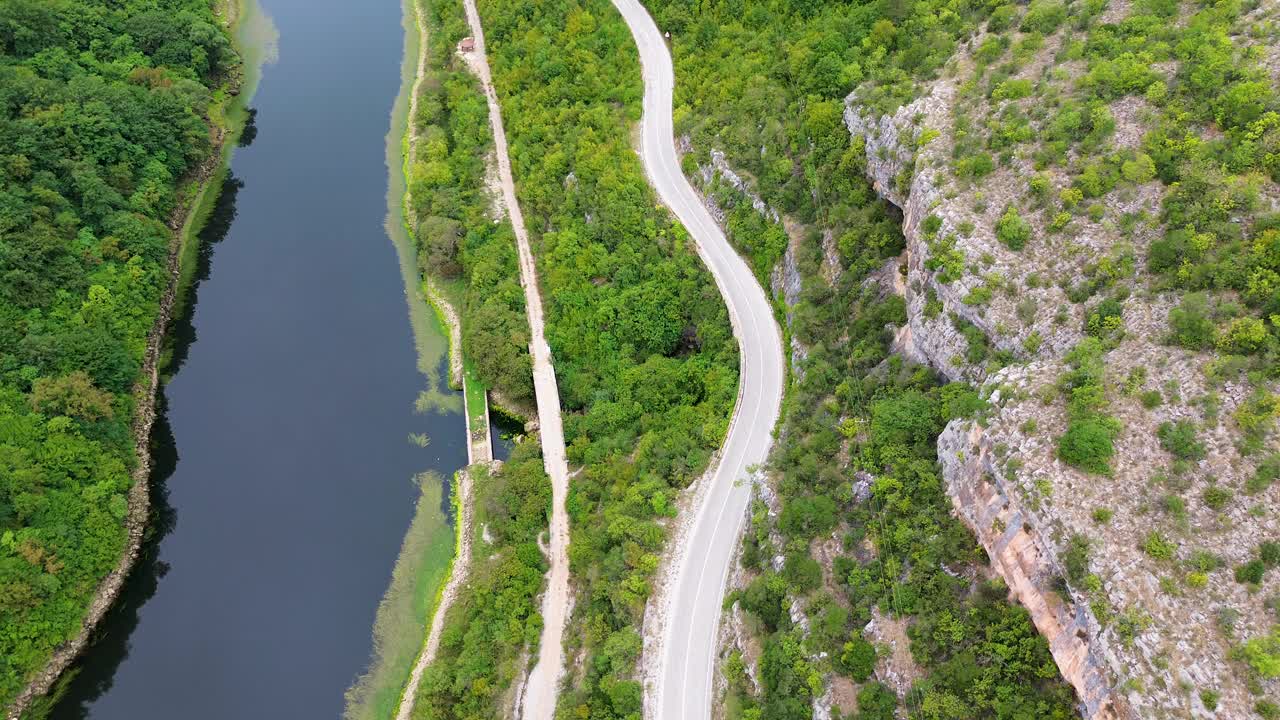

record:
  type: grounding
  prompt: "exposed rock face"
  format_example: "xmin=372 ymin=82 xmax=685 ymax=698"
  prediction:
xmin=844 ymin=78 xmax=1086 ymax=384
xmin=694 ymin=147 xmax=810 ymax=373
xmin=845 ymin=80 xmax=1132 ymax=717
xmin=835 ymin=44 xmax=1280 ymax=716
xmin=863 ymin=608 xmax=926 ymax=702
xmin=938 ymin=415 xmax=1125 ymax=720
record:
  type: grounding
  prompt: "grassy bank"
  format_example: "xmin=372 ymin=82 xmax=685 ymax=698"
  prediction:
xmin=160 ymin=0 xmax=277 ymax=377
xmin=344 ymin=474 xmax=456 ymax=720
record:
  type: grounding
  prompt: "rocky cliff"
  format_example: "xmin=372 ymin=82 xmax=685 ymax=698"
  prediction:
xmin=844 ymin=46 xmax=1280 ymax=713
xmin=938 ymin=410 xmax=1125 ymax=720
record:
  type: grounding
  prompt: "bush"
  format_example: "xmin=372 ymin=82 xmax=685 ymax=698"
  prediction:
xmin=1157 ymin=420 xmax=1206 ymax=460
xmin=996 ymin=206 xmax=1033 ymax=250
xmin=1142 ymin=532 xmax=1177 ymax=561
xmin=1121 ymin=153 xmax=1156 ymax=184
xmin=1261 ymin=541 xmax=1280 ymax=568
xmin=1166 ymin=294 xmax=1216 ymax=350
xmin=1237 ymin=559 xmax=1267 ymax=585
xmin=1202 ymin=485 xmax=1233 ymax=510
xmin=1059 ymin=416 xmax=1120 ymax=474
xmin=839 ymin=636 xmax=877 ymax=682
xmin=1217 ymin=317 xmax=1269 ymax=354
xmin=1249 ymin=455 xmax=1280 ymax=494
xmin=1239 ymin=627 xmax=1280 ymax=677
xmin=856 ymin=682 xmax=899 ymax=720
xmin=1064 ymin=534 xmax=1092 ymax=584
xmin=783 ymin=553 xmax=822 ymax=593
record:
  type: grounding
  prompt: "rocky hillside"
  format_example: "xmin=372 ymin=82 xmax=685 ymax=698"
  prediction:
xmin=842 ymin=0 xmax=1280 ymax=715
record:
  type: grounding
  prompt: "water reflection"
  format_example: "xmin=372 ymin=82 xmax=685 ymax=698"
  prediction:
xmin=164 ymin=174 xmax=243 ymax=377
xmin=47 ymin=171 xmax=243 ymax=719
xmin=48 ymin=397 xmax=180 ymax=720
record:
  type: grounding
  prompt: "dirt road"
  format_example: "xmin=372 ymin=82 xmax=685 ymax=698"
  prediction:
xmin=457 ymin=3 xmax=573 ymax=720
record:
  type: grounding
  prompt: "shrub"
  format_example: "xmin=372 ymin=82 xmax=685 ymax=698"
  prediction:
xmin=783 ymin=553 xmax=822 ymax=593
xmin=1217 ymin=316 xmax=1269 ymax=354
xmin=956 ymin=152 xmax=995 ymax=178
xmin=992 ymin=79 xmax=1034 ymax=102
xmin=1029 ymin=174 xmax=1051 ymax=199
xmin=1064 ymin=534 xmax=1091 ymax=584
xmin=1084 ymin=297 xmax=1124 ymax=339
xmin=1140 ymin=390 xmax=1163 ymax=409
xmin=1121 ymin=153 xmax=1156 ymax=184
xmin=856 ymin=682 xmax=899 ymax=720
xmin=1239 ymin=627 xmax=1280 ymax=677
xmin=1259 ymin=700 xmax=1280 ymax=719
xmin=1059 ymin=416 xmax=1120 ymax=474
xmin=1142 ymin=532 xmax=1177 ymax=561
xmin=1092 ymin=507 xmax=1114 ymax=524
xmin=1188 ymin=549 xmax=1222 ymax=572
xmin=1157 ymin=420 xmax=1206 ymax=461
xmin=1167 ymin=294 xmax=1216 ymax=349
xmin=922 ymin=214 xmax=942 ymax=237
xmin=779 ymin=495 xmax=838 ymax=540
xmin=996 ymin=206 xmax=1033 ymax=250
xmin=1202 ymin=485 xmax=1233 ymax=511
xmin=1249 ymin=455 xmax=1280 ymax=494
xmin=1200 ymin=689 xmax=1220 ymax=711
xmin=1021 ymin=0 xmax=1067 ymax=33
xmin=1237 ymin=559 xmax=1267 ymax=585
xmin=839 ymin=636 xmax=877 ymax=682
xmin=1262 ymin=541 xmax=1280 ymax=568
xmin=1162 ymin=494 xmax=1188 ymax=523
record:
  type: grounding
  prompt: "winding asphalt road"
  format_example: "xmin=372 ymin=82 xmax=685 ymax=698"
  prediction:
xmin=609 ymin=2 xmax=785 ymax=718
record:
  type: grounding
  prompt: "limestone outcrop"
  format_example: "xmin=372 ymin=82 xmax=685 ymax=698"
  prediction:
xmin=939 ymin=414 xmax=1125 ymax=720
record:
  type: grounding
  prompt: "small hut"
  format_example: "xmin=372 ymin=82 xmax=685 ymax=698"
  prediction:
xmin=459 ymin=37 xmax=475 ymax=52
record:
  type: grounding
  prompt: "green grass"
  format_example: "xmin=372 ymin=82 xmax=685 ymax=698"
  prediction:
xmin=463 ymin=361 xmax=488 ymax=437
xmin=343 ymin=474 xmax=456 ymax=720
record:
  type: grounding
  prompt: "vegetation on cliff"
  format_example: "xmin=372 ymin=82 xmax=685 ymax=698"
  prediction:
xmin=0 ymin=0 xmax=240 ymax=706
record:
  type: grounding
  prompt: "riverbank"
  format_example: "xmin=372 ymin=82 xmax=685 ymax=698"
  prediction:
xmin=340 ymin=1 xmax=482 ymax=717
xmin=2 ymin=5 xmax=269 ymax=719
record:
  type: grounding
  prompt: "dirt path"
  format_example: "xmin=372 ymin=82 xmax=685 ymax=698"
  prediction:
xmin=457 ymin=3 xmax=573 ymax=719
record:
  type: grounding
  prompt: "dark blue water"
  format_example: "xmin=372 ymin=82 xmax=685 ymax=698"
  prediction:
xmin=49 ymin=0 xmax=466 ymax=717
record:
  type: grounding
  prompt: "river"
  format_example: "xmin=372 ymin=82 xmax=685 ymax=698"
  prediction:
xmin=48 ymin=0 xmax=469 ymax=717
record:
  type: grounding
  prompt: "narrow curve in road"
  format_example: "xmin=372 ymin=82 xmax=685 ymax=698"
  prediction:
xmin=457 ymin=3 xmax=573 ymax=720
xmin=608 ymin=2 xmax=786 ymax=718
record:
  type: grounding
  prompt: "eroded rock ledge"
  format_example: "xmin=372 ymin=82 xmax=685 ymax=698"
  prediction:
xmin=939 ymin=416 xmax=1126 ymax=720
xmin=844 ymin=79 xmax=1131 ymax=720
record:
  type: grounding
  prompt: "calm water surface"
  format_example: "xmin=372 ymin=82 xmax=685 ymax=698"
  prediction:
xmin=50 ymin=0 xmax=466 ymax=716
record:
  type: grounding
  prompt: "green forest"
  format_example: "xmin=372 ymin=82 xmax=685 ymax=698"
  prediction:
xmin=0 ymin=0 xmax=239 ymax=706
